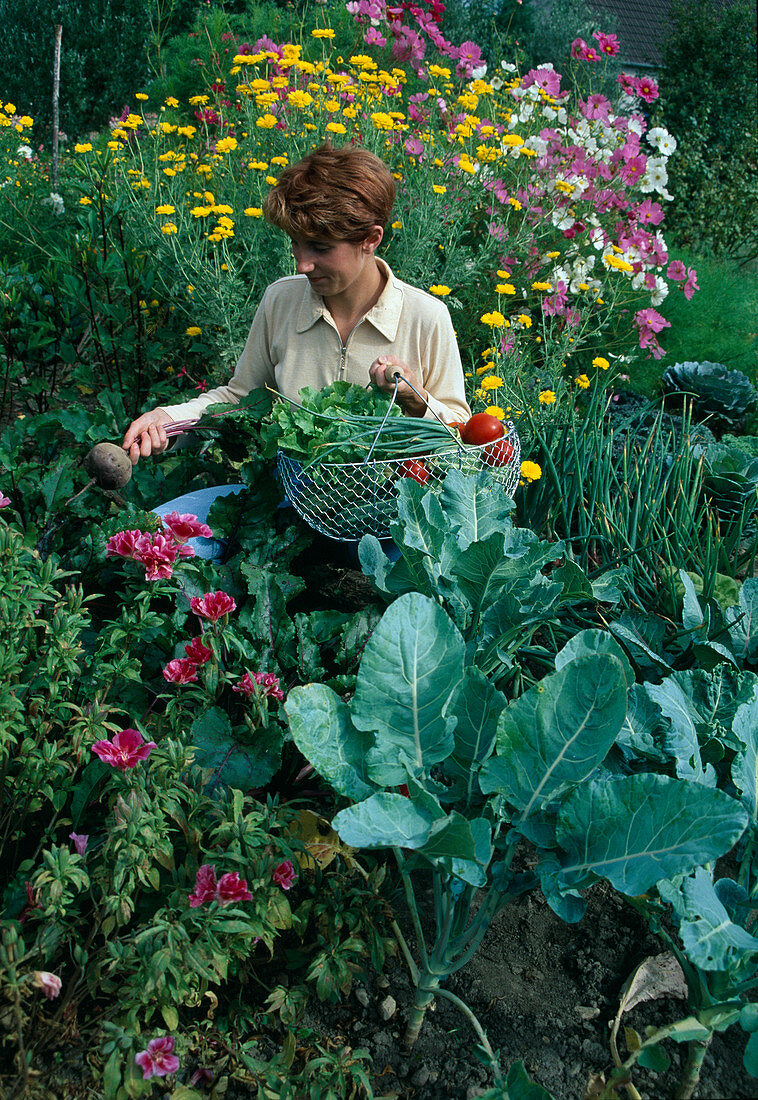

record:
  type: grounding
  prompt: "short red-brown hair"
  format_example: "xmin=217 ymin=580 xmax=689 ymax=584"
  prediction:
xmin=263 ymin=144 xmax=396 ymax=242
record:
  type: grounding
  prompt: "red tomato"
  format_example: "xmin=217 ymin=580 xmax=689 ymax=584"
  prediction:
xmin=399 ymin=459 xmax=430 ymax=484
xmin=460 ymin=413 xmax=505 ymax=445
xmin=484 ymin=438 xmax=514 ymax=466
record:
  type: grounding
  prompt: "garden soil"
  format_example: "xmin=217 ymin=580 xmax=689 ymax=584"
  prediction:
xmin=294 ymin=881 xmax=756 ymax=1099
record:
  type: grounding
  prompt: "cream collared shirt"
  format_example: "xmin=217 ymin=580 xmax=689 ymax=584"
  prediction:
xmin=160 ymin=258 xmax=470 ymax=424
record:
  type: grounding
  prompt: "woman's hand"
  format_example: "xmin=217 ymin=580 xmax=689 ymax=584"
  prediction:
xmin=369 ymin=355 xmax=428 ymax=417
xmin=122 ymin=408 xmax=173 ymax=465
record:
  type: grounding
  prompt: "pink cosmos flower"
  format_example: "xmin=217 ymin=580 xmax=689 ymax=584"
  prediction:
xmin=135 ymin=1036 xmax=180 ymax=1080
xmin=522 ymin=67 xmax=561 ymax=97
xmin=617 ymin=72 xmax=637 ymax=96
xmin=580 ymin=94 xmax=612 ymax=124
xmin=683 ymin=267 xmax=699 ymax=300
xmin=190 ymin=591 xmax=236 ymax=622
xmin=216 ymin=872 xmax=253 ymax=905
xmin=592 ymin=30 xmax=620 ymax=56
xmin=618 ymin=155 xmax=647 ymax=184
xmin=570 ymin=37 xmax=590 ymax=60
xmin=0 ymin=492 xmax=10 ymax=508
xmin=272 ymin=860 xmax=296 ymax=891
xmin=634 ymin=198 xmax=665 ymax=226
xmin=69 ymin=832 xmax=89 ymax=855
xmin=454 ymin=40 xmax=483 ymax=79
xmin=189 ymin=864 xmax=218 ymax=908
xmin=185 ymin=636 xmax=212 ymax=664
xmin=33 ymin=971 xmax=62 ymax=999
xmin=364 ymin=26 xmax=387 ymax=47
xmin=92 ymin=728 xmax=157 ymax=771
xmin=163 ymin=657 xmax=199 ymax=684
xmin=634 ymin=307 xmax=671 ymax=358
xmin=667 ymin=260 xmax=687 ymax=282
xmin=161 ymin=512 xmax=212 ymax=542
xmin=634 ymin=76 xmax=659 ymax=104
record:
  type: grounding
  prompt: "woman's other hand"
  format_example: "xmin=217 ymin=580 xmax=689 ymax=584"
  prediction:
xmin=369 ymin=355 xmax=428 ymax=416
xmin=122 ymin=409 xmax=173 ymax=465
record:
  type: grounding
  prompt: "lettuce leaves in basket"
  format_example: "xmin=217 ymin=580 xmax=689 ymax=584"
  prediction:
xmin=260 ymin=381 xmax=403 ymax=464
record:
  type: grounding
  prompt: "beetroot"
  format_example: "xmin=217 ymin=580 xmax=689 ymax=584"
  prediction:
xmin=84 ymin=442 xmax=132 ymax=490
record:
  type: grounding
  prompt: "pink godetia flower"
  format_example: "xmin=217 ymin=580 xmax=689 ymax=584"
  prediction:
xmin=189 ymin=863 xmax=218 ymax=907
xmin=683 ymin=267 xmax=699 ymax=300
xmin=215 ymin=871 xmax=253 ymax=905
xmin=163 ymin=657 xmax=199 ymax=684
xmin=634 ymin=76 xmax=659 ymax=103
xmin=105 ymin=529 xmax=143 ymax=559
xmin=185 ymin=636 xmax=213 ymax=664
xmin=161 ymin=511 xmax=212 ymax=543
xmin=69 ymin=832 xmax=89 ymax=856
xmin=233 ymin=670 xmax=285 ymax=702
xmin=106 ymin=528 xmax=194 ymax=582
xmin=272 ymin=860 xmax=297 ymax=891
xmin=190 ymin=590 xmax=237 ymax=622
xmin=135 ymin=1036 xmax=180 ymax=1080
xmin=189 ymin=864 xmax=253 ymax=907
xmin=0 ymin=492 xmax=10 ymax=508
xmin=592 ymin=30 xmax=620 ymax=56
xmin=33 ymin=971 xmax=62 ymax=999
xmin=92 ymin=728 xmax=157 ymax=771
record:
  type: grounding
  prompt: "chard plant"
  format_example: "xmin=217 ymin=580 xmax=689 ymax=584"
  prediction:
xmin=284 ymin=475 xmax=747 ymax=1090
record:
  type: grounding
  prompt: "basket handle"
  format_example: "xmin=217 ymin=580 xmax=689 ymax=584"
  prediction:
xmin=363 ymin=372 xmax=462 ymax=465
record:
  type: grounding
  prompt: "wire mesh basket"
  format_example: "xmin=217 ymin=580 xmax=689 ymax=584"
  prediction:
xmin=277 ymin=420 xmax=521 ymax=541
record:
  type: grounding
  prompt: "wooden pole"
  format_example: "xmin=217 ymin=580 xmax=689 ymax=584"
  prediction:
xmin=52 ymin=24 xmax=62 ymax=189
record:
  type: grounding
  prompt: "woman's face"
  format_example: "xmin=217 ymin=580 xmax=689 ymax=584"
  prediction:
xmin=289 ymin=227 xmax=383 ymax=301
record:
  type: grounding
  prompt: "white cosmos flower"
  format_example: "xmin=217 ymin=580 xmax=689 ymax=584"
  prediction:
xmin=647 ymin=126 xmax=677 ymax=155
xmin=640 ymin=157 xmax=669 ymax=195
xmin=42 ymin=192 xmax=65 ymax=215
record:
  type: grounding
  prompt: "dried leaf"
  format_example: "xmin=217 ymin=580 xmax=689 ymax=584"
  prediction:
xmin=618 ymin=952 xmax=687 ymax=1016
xmin=287 ymin=809 xmax=352 ymax=872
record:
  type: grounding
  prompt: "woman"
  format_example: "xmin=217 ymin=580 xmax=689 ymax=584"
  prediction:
xmin=123 ymin=144 xmax=470 ymax=464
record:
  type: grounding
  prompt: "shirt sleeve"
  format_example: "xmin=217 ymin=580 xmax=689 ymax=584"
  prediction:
xmin=418 ymin=303 xmax=471 ymax=424
xmin=158 ymin=289 xmax=277 ymax=424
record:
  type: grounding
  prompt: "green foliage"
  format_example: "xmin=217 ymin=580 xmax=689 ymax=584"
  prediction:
xmin=0 ymin=0 xmax=151 ymax=140
xmin=518 ymin=382 xmax=758 ymax=605
xmin=0 ymin=522 xmax=301 ymax=1066
xmin=656 ymin=0 xmax=758 ymax=259
xmin=649 ymin=248 xmax=758 ymax=389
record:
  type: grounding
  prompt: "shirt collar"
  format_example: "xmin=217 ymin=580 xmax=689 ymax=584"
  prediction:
xmin=294 ymin=256 xmax=403 ymax=340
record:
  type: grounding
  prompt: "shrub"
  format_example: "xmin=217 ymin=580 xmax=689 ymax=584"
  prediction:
xmin=655 ymin=0 xmax=758 ymax=260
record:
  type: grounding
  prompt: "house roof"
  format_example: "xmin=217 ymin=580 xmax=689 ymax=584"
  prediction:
xmin=587 ymin=0 xmax=674 ymax=69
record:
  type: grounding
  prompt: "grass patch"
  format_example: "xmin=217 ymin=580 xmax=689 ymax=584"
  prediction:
xmin=630 ymin=247 xmax=758 ymax=396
